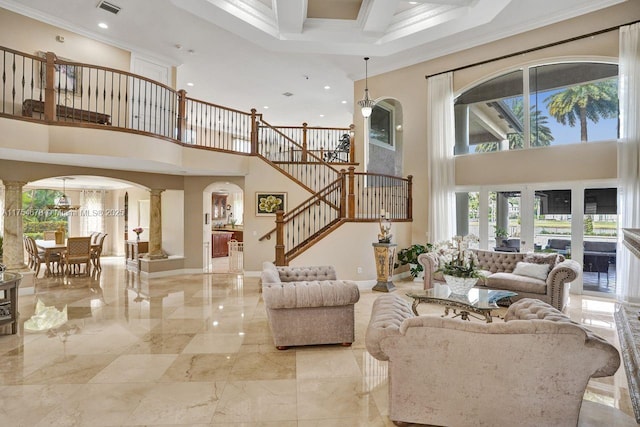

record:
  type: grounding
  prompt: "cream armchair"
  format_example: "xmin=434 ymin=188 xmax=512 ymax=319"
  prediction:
xmin=365 ymin=295 xmax=620 ymax=427
xmin=261 ymin=262 xmax=360 ymax=349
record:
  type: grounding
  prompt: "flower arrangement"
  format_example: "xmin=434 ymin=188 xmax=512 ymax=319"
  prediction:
xmin=132 ymin=227 xmax=143 ymax=236
xmin=434 ymin=234 xmax=481 ymax=279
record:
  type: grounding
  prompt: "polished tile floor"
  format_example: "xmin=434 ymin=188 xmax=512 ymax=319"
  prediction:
xmin=0 ymin=258 xmax=636 ymax=426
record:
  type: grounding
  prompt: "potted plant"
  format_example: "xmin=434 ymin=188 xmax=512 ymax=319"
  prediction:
xmin=395 ymin=243 xmax=432 ymax=279
xmin=495 ymin=226 xmax=509 ymax=247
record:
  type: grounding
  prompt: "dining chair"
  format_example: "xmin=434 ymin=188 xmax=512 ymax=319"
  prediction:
xmin=62 ymin=237 xmax=92 ymax=276
xmin=91 ymin=233 xmax=108 ymax=272
xmin=90 ymin=231 xmax=101 ymax=245
xmin=25 ymin=235 xmax=58 ymax=277
xmin=43 ymin=231 xmax=57 ymax=240
xmin=23 ymin=236 xmax=35 ymax=270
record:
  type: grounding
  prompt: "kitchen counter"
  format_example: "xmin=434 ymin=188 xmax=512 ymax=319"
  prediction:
xmin=211 ymin=229 xmax=243 ymax=257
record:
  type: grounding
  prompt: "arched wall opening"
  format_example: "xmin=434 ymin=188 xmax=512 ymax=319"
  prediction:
xmin=203 ymin=181 xmax=244 ymax=273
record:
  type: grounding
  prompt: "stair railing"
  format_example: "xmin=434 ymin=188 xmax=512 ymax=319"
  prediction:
xmin=268 ymin=123 xmax=355 ymax=163
xmin=256 ymin=117 xmax=342 ymax=193
xmin=260 ymin=176 xmax=344 ymax=264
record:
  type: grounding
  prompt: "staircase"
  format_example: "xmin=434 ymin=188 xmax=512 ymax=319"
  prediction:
xmin=256 ymin=118 xmax=413 ymax=265
xmin=0 ymin=45 xmax=413 ymax=266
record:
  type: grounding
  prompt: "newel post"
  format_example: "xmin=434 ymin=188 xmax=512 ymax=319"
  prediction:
xmin=339 ymin=169 xmax=347 ymax=219
xmin=176 ymin=89 xmax=187 ymax=142
xmin=302 ymin=122 xmax=308 ymax=163
xmin=250 ymin=108 xmax=258 ymax=155
xmin=407 ymin=175 xmax=413 ymax=220
xmin=349 ymin=124 xmax=355 ymax=163
xmin=348 ymin=166 xmax=356 ymax=219
xmin=44 ymin=52 xmax=56 ymax=121
xmin=275 ymin=210 xmax=286 ymax=266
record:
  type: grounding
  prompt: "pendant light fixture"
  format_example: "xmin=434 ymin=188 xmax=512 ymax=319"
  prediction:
xmin=358 ymin=57 xmax=375 ymax=118
xmin=47 ymin=177 xmax=80 ymax=211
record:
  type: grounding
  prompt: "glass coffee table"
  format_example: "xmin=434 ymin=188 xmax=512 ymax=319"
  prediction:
xmin=406 ymin=284 xmax=517 ymax=323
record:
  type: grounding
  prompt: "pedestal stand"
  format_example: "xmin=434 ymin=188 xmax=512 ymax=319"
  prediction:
xmin=372 ymin=242 xmax=397 ymax=292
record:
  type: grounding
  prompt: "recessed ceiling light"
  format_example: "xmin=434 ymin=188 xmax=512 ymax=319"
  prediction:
xmin=98 ymin=22 xmax=109 ymax=29
xmin=324 ymin=85 xmax=331 ymax=90
xmin=263 ymin=106 xmax=269 ymax=109
xmin=409 ymin=1 xmax=418 ymax=4
xmin=319 ymin=114 xmax=325 ymax=117
xmin=341 ymin=100 xmax=347 ymax=104
xmin=186 ymin=82 xmax=194 ymax=87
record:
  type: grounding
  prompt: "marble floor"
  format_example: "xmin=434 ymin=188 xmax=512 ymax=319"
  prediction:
xmin=0 ymin=258 xmax=637 ymax=426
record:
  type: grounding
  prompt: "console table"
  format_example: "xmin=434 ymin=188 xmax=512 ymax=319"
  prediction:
xmin=125 ymin=240 xmax=148 ymax=272
xmin=22 ymin=99 xmax=111 ymax=125
xmin=0 ymin=272 xmax=22 ymax=335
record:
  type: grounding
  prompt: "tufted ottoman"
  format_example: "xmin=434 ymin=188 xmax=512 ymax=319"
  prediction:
xmin=261 ymin=262 xmax=360 ymax=349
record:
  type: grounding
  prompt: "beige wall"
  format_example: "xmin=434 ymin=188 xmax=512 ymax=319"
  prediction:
xmin=0 ymin=8 xmax=130 ymax=71
xmin=293 ymin=221 xmax=413 ymax=280
xmin=354 ymin=1 xmax=640 ymax=246
xmin=183 ymin=176 xmax=245 ymax=270
xmin=242 ymin=157 xmax=315 ymax=271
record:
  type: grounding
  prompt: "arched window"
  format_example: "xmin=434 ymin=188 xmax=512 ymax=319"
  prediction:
xmin=454 ymin=62 xmax=619 ymax=154
xmin=367 ymin=98 xmax=403 ymax=177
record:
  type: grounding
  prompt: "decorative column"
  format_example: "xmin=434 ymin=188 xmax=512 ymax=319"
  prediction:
xmin=145 ymin=189 xmax=167 ymax=260
xmin=2 ymin=181 xmax=28 ymax=270
xmin=496 ymin=192 xmax=510 ymax=235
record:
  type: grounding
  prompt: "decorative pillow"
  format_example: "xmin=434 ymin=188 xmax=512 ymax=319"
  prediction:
xmin=523 ymin=252 xmax=559 ymax=268
xmin=512 ymin=261 xmax=550 ymax=281
xmin=261 ymin=261 xmax=281 ymax=284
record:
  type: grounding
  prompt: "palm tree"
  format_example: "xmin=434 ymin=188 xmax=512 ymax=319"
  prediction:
xmin=545 ymin=80 xmax=618 ymax=142
xmin=507 ymin=98 xmax=554 ymax=149
xmin=475 ymin=98 xmax=553 ymax=152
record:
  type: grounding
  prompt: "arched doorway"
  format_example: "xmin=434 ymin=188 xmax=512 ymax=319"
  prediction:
xmin=203 ymin=182 xmax=244 ymax=273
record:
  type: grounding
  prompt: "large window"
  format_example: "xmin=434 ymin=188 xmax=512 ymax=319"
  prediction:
xmin=456 ymin=184 xmax=618 ymax=296
xmin=455 ymin=62 xmax=619 ymax=154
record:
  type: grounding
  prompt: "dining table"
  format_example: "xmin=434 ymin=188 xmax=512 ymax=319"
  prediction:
xmin=35 ymin=239 xmax=99 ymax=277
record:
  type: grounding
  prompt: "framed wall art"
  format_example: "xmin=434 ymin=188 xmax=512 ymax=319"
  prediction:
xmin=256 ymin=192 xmax=286 ymax=216
xmin=37 ymin=51 xmax=82 ymax=94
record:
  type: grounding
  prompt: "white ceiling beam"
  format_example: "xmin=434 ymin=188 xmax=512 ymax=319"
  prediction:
xmin=274 ymin=0 xmax=307 ymax=34
xmin=361 ymin=0 xmax=400 ymax=33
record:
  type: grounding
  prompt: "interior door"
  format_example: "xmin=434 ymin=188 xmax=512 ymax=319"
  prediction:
xmin=130 ymin=55 xmax=171 ymax=134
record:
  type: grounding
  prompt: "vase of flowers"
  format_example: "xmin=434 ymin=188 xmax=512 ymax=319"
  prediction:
xmin=434 ymin=235 xmax=481 ymax=295
xmin=132 ymin=227 xmax=143 ymax=241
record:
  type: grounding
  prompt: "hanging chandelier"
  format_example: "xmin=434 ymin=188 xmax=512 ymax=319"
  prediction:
xmin=357 ymin=57 xmax=375 ymax=118
xmin=47 ymin=177 xmax=80 ymax=211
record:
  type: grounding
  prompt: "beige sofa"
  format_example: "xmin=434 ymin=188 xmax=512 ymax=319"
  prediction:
xmin=418 ymin=249 xmax=581 ymax=311
xmin=365 ymin=294 xmax=621 ymax=427
xmin=261 ymin=262 xmax=360 ymax=349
